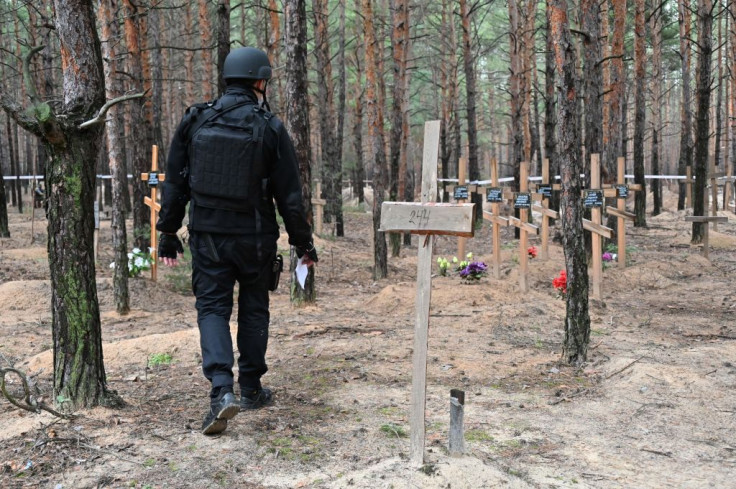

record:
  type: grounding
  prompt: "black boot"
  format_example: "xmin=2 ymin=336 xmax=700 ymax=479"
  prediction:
xmin=202 ymin=388 xmax=240 ymax=435
xmin=240 ymin=387 xmax=273 ymax=410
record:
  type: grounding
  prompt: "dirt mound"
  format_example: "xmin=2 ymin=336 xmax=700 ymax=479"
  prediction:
xmin=363 ymin=283 xmax=415 ymax=314
xmin=0 ymin=280 xmax=51 ymax=313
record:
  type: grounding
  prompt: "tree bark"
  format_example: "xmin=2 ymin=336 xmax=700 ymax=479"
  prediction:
xmin=549 ymin=0 xmax=590 ymax=365
xmin=0 ymin=0 xmax=121 ymax=409
xmin=363 ymin=0 xmax=388 ymax=279
xmin=545 ymin=2 xmax=559 ymax=217
xmin=351 ymin=35 xmax=365 ymax=205
xmin=312 ymin=0 xmax=343 ymax=237
xmin=99 ymin=0 xmax=130 ymax=315
xmin=389 ymin=0 xmax=409 ymax=254
xmin=460 ymin=0 xmax=482 ymax=223
xmin=650 ymin=4 xmax=662 ymax=216
xmin=692 ymin=0 xmax=714 ymax=243
xmin=284 ymin=0 xmax=316 ymax=303
xmin=677 ymin=0 xmax=694 ymax=210
xmin=199 ymin=0 xmax=215 ymax=100
xmin=633 ymin=0 xmax=647 ymax=227
xmin=582 ymin=0 xmax=603 ymax=158
xmin=0 ymin=116 xmax=9 ymax=237
xmin=216 ymin=0 xmax=231 ymax=97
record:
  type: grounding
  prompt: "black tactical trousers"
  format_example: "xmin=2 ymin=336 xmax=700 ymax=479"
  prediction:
xmin=189 ymin=231 xmax=275 ymax=392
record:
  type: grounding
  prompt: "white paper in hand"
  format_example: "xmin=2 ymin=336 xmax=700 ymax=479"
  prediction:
xmin=296 ymin=256 xmax=308 ymax=289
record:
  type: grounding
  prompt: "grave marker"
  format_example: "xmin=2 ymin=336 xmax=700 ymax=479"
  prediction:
xmin=709 ymin=157 xmax=724 ymax=231
xmin=507 ymin=161 xmax=538 ymax=292
xmin=684 ymin=166 xmax=693 ymax=209
xmin=141 ymin=145 xmax=165 ymax=281
xmin=531 ymin=158 xmax=559 ymax=260
xmin=379 ymin=121 xmax=475 ymax=466
xmin=603 ymin=157 xmax=638 ymax=269
xmin=582 ymin=154 xmax=613 ymax=300
xmin=456 ymin=157 xmax=469 ymax=260
xmin=482 ymin=157 xmax=510 ymax=278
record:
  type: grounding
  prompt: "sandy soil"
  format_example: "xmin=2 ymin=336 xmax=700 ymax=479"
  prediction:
xmin=1 ymin=187 xmax=735 ymax=489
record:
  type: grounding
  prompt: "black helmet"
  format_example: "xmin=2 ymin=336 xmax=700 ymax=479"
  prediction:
xmin=223 ymin=47 xmax=272 ymax=81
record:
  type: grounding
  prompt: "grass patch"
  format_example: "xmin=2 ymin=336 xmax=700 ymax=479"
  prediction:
xmin=164 ymin=247 xmax=193 ymax=295
xmin=465 ymin=429 xmax=494 ymax=442
xmin=380 ymin=422 xmax=408 ymax=438
xmin=148 ymin=352 xmax=173 ymax=367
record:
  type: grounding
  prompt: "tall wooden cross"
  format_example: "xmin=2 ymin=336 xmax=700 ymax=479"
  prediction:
xmin=685 ymin=172 xmax=729 ymax=260
xmin=603 ymin=157 xmax=639 ymax=269
xmin=482 ymin=157 xmax=510 ymax=279
xmin=379 ymin=121 xmax=475 ymax=466
xmin=454 ymin=157 xmax=469 ymax=259
xmin=141 ymin=145 xmax=165 ymax=281
xmin=508 ymin=161 xmax=538 ymax=292
xmin=531 ymin=158 xmax=559 ymax=260
xmin=581 ymin=154 xmax=613 ymax=300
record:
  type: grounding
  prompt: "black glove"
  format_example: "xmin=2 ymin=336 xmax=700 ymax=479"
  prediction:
xmin=158 ymin=233 xmax=184 ymax=259
xmin=295 ymin=242 xmax=318 ymax=263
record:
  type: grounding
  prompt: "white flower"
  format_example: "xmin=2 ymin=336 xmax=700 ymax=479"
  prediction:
xmin=135 ymin=257 xmax=145 ymax=268
xmin=127 ymin=252 xmax=134 ymax=260
xmin=132 ymin=247 xmax=141 ymax=254
xmin=148 ymin=247 xmax=155 ymax=254
xmin=109 ymin=262 xmax=115 ymax=269
xmin=128 ymin=262 xmax=134 ymax=271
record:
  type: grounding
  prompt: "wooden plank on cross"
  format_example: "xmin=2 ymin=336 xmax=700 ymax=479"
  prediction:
xmin=582 ymin=154 xmax=613 ymax=300
xmin=141 ymin=145 xmax=165 ymax=281
xmin=684 ymin=165 xmax=693 ymax=210
xmin=709 ymin=157 xmax=723 ymax=231
xmin=531 ymin=158 xmax=559 ymax=260
xmin=379 ymin=120 xmax=475 ymax=467
xmin=482 ymin=157 xmax=509 ymax=279
xmin=508 ymin=161 xmax=538 ymax=292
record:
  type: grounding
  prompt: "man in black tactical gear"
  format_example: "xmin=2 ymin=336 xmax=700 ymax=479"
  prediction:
xmin=157 ymin=47 xmax=318 ymax=435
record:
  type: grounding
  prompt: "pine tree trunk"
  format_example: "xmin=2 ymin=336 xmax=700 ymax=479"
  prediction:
xmin=312 ymin=0 xmax=343 ymax=237
xmin=0 ymin=0 xmax=122 ymax=409
xmin=216 ymin=0 xmax=230 ymax=97
xmin=99 ymin=0 xmax=130 ymax=315
xmin=199 ymin=0 xmax=215 ymax=100
xmin=677 ymin=0 xmax=694 ymax=210
xmin=582 ymin=0 xmax=603 ymax=158
xmin=460 ymin=0 xmax=482 ymax=222
xmin=389 ymin=0 xmax=409 ymax=255
xmin=363 ymin=0 xmax=388 ymax=279
xmin=633 ymin=0 xmax=647 ymax=227
xmin=0 ymin=123 xmax=9 ymax=237
xmin=123 ymin=0 xmax=152 ymax=248
xmin=351 ymin=40 xmax=365 ymax=205
xmin=149 ymin=5 xmax=165 ymax=154
xmin=549 ymin=0 xmax=590 ymax=365
xmin=650 ymin=6 xmax=662 ymax=216
xmin=692 ymin=0 xmax=713 ymax=243
xmin=184 ymin=2 xmax=196 ymax=104
xmin=545 ymin=3 xmax=559 ymax=217
xmin=284 ymin=0 xmax=316 ymax=303
xmin=335 ymin=0 xmax=347 ymax=236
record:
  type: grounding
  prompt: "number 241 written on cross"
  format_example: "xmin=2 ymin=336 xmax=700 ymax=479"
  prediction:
xmin=408 ymin=209 xmax=431 ymax=227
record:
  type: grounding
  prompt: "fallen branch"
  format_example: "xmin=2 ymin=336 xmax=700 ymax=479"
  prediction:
xmin=605 ymin=356 xmax=643 ymax=380
xmin=548 ymin=388 xmax=590 ymax=406
xmin=79 ymin=89 xmax=149 ymax=129
xmin=640 ymin=448 xmax=672 ymax=457
xmin=682 ymin=334 xmax=736 ymax=340
xmin=0 ymin=367 xmax=74 ymax=419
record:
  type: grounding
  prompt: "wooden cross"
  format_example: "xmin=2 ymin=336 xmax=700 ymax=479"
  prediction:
xmin=603 ymin=156 xmax=640 ymax=269
xmin=379 ymin=121 xmax=475 ymax=466
xmin=507 ymin=160 xmax=538 ymax=292
xmin=482 ymin=157 xmax=510 ymax=279
xmin=311 ymin=181 xmax=326 ymax=235
xmin=581 ymin=154 xmax=613 ymax=301
xmin=141 ymin=145 xmax=165 ymax=281
xmin=531 ymin=158 xmax=559 ymax=260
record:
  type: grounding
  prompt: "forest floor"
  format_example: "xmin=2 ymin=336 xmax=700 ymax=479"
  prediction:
xmin=1 ymin=187 xmax=735 ymax=489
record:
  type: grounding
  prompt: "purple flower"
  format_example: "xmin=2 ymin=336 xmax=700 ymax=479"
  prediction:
xmin=602 ymin=252 xmax=613 ymax=262
xmin=460 ymin=261 xmax=487 ymax=280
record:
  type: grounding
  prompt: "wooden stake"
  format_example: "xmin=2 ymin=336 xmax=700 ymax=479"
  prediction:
xmin=449 ymin=389 xmax=465 ymax=457
xmin=685 ymin=166 xmax=693 ymax=209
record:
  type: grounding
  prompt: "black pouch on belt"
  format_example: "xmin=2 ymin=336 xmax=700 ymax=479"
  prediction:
xmin=269 ymin=254 xmax=284 ymax=291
